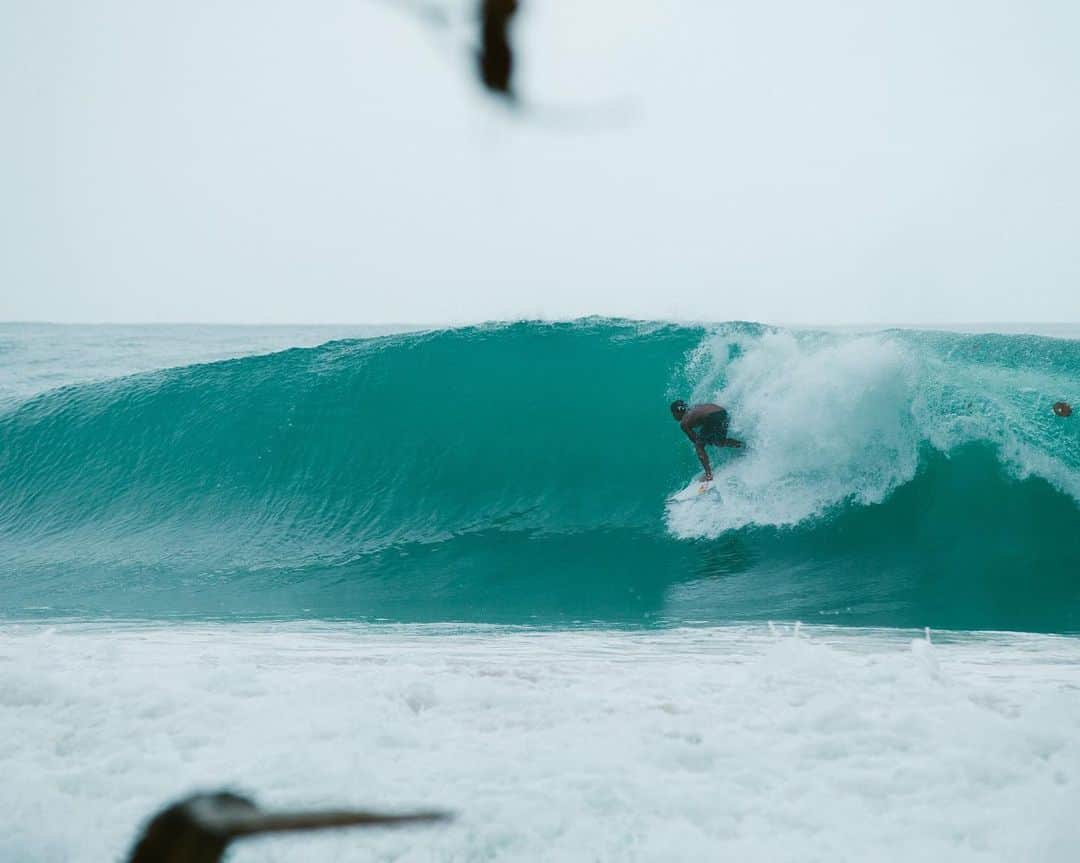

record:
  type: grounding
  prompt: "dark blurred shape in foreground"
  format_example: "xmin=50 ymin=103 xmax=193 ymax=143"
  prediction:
xmin=478 ymin=0 xmax=518 ymax=97
xmin=127 ymin=791 xmax=451 ymax=863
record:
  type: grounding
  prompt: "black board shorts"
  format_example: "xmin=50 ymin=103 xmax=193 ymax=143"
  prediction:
xmin=697 ymin=408 xmax=730 ymax=445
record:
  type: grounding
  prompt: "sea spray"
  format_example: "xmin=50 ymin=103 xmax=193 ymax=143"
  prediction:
xmin=668 ymin=330 xmax=922 ymax=535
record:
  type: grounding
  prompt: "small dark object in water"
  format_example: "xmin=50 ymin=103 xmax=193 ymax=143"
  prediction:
xmin=1053 ymin=401 xmax=1072 ymax=417
xmin=126 ymin=791 xmax=451 ymax=863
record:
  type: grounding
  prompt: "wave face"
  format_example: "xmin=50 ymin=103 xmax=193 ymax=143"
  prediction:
xmin=2 ymin=320 xmax=1079 ymax=630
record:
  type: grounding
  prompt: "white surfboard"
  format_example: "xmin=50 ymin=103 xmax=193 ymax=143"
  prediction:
xmin=669 ymin=478 xmax=721 ymax=503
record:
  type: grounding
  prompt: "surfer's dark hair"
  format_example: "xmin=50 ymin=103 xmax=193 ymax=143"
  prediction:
xmin=670 ymin=400 xmax=688 ymax=417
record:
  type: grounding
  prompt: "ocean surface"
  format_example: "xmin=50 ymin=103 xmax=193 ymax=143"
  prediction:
xmin=1 ymin=320 xmax=1078 ymax=861
xmin=2 ymin=319 xmax=1078 ymax=630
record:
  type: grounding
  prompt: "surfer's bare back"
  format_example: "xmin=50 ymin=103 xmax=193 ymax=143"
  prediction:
xmin=670 ymin=400 xmax=743 ymax=481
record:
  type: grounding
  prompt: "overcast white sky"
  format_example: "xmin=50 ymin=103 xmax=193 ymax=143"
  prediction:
xmin=2 ymin=1 xmax=1078 ymax=324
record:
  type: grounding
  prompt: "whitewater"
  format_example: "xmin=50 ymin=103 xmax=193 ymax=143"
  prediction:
xmin=2 ymin=622 xmax=1079 ymax=862
xmin=1 ymin=320 xmax=1078 ymax=861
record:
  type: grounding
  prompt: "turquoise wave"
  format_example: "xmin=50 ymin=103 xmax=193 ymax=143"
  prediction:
xmin=1 ymin=320 xmax=1078 ymax=630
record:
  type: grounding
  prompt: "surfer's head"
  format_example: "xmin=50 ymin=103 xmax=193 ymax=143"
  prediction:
xmin=670 ymin=400 xmax=688 ymax=421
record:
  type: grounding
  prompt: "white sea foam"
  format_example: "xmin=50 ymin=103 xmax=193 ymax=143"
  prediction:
xmin=669 ymin=330 xmax=921 ymax=536
xmin=667 ymin=326 xmax=1080 ymax=538
xmin=1 ymin=622 xmax=1077 ymax=862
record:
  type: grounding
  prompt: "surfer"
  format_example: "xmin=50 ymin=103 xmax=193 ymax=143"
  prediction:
xmin=670 ymin=400 xmax=743 ymax=482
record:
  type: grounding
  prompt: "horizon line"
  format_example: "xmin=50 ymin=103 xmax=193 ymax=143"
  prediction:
xmin=2 ymin=317 xmax=1079 ymax=330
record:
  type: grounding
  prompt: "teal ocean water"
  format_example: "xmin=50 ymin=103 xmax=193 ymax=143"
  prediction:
xmin=1 ymin=320 xmax=1078 ymax=630
xmin=4 ymin=322 xmax=1080 ymax=863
